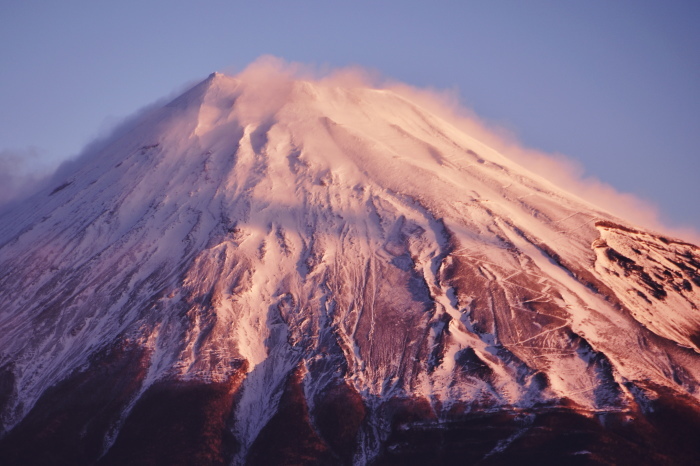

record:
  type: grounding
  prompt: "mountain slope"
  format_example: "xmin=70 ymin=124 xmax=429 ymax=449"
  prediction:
xmin=0 ymin=72 xmax=699 ymax=465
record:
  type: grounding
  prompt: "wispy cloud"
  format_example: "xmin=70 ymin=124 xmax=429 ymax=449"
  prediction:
xmin=382 ymin=80 xmax=700 ymax=243
xmin=0 ymin=147 xmax=53 ymax=207
xmin=4 ymin=56 xmax=696 ymax=244
xmin=227 ymin=56 xmax=697 ymax=241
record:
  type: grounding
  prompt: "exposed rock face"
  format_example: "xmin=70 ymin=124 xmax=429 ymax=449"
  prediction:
xmin=0 ymin=72 xmax=699 ymax=464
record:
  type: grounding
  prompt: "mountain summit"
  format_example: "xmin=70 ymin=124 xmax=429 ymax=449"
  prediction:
xmin=1 ymin=70 xmax=699 ymax=465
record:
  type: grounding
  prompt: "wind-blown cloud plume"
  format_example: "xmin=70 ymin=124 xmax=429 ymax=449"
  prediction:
xmin=381 ymin=81 xmax=700 ymax=244
xmin=4 ymin=56 xmax=697 ymax=243
xmin=222 ymin=57 xmax=697 ymax=242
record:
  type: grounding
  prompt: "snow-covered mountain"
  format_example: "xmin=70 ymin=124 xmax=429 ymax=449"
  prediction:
xmin=1 ymin=71 xmax=699 ymax=465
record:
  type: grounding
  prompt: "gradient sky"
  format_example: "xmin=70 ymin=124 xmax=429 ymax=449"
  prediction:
xmin=1 ymin=1 xmax=699 ymax=234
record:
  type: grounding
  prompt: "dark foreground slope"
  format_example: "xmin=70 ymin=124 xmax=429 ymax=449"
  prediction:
xmin=2 ymin=362 xmax=700 ymax=465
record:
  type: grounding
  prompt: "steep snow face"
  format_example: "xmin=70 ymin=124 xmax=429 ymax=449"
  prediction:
xmin=0 ymin=72 xmax=699 ymax=462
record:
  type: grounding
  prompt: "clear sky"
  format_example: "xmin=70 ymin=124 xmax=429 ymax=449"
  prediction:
xmin=1 ymin=1 xmax=699 ymax=234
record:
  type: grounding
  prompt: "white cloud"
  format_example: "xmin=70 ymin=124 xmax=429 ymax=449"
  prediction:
xmin=0 ymin=147 xmax=53 ymax=207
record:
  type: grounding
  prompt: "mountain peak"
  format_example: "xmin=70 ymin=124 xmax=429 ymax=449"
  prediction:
xmin=1 ymin=66 xmax=700 ymax=464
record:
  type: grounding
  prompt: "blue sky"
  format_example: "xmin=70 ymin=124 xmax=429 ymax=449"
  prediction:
xmin=1 ymin=1 xmax=699 ymax=234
